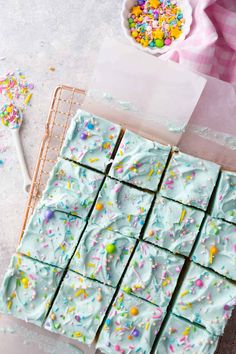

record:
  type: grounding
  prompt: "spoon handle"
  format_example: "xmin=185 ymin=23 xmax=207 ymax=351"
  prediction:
xmin=12 ymin=129 xmax=31 ymax=193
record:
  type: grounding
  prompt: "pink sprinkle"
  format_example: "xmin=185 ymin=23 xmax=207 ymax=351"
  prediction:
xmin=114 ymin=185 xmax=122 ymax=193
xmin=218 ymin=194 xmax=223 ymax=201
xmin=165 ymin=180 xmax=173 ymax=185
xmin=195 ymin=279 xmax=204 ymax=288
xmin=115 ymin=344 xmax=120 ymax=351
xmin=175 ymin=266 xmax=181 ymax=272
xmin=169 ymin=344 xmax=174 ymax=352
xmin=95 ymin=265 xmax=102 ymax=273
xmin=165 ymin=38 xmax=172 ymax=45
xmin=153 ymin=308 xmax=163 ymax=319
xmin=233 ymin=245 xmax=236 ymax=253
xmin=92 ymin=256 xmax=100 ymax=261
xmin=117 ymin=167 xmax=123 ymax=174
xmin=184 ymin=344 xmax=192 ymax=350
xmin=29 ymin=274 xmax=36 ymax=280
xmin=162 ymin=271 xmax=167 ymax=279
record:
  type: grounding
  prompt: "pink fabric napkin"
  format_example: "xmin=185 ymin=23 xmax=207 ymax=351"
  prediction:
xmin=161 ymin=0 xmax=236 ymax=83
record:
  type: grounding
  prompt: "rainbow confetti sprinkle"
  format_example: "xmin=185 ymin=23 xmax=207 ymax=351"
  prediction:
xmin=0 ymin=70 xmax=34 ymax=129
xmin=128 ymin=0 xmax=185 ymax=48
xmin=0 ymin=71 xmax=34 ymax=104
xmin=0 ymin=103 xmax=22 ymax=129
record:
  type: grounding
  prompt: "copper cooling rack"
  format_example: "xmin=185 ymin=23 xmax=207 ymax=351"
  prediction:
xmin=19 ymin=85 xmax=86 ymax=240
xmin=19 ymin=85 xmax=236 ymax=354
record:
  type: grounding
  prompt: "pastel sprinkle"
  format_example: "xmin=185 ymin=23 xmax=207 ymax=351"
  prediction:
xmin=209 ymin=245 xmax=218 ymax=264
xmin=0 ymin=103 xmax=22 ymax=129
xmin=128 ymin=0 xmax=185 ymax=49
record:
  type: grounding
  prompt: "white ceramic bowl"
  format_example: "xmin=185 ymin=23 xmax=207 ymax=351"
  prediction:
xmin=121 ymin=0 xmax=193 ymax=55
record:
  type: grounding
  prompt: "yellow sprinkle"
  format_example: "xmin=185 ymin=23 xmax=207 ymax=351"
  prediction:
xmin=132 ymin=31 xmax=138 ymax=38
xmin=75 ymin=289 xmax=84 ymax=297
xmin=148 ymin=169 xmax=154 ymax=177
xmin=209 ymin=245 xmax=218 ymax=264
xmin=115 ymin=327 xmax=122 ymax=332
xmin=127 ymin=215 xmax=131 ymax=222
xmin=67 ymin=306 xmax=76 ymax=313
xmin=75 ymin=251 xmax=80 ymax=260
xmin=67 ymin=181 xmax=71 ymax=189
xmin=130 ymin=167 xmax=137 ymax=173
xmin=182 ymin=327 xmax=191 ymax=336
xmin=119 ymin=149 xmax=123 ymax=156
xmin=107 ymin=201 xmax=113 ymax=206
xmin=7 ymin=92 xmax=13 ymax=100
xmin=27 ymin=251 xmax=31 ymax=257
xmin=89 ymin=158 xmax=99 ymax=163
xmin=145 ymin=322 xmax=150 ymax=330
xmin=16 ymin=256 xmax=21 ymax=269
xmin=103 ymin=142 xmax=111 ymax=150
xmin=133 ymin=284 xmax=143 ymax=289
xmin=107 ymin=226 xmax=113 ymax=231
xmin=162 ymin=277 xmax=171 ymax=287
xmin=22 ymin=278 xmax=29 ymax=289
xmin=141 ymin=39 xmax=149 ymax=47
xmin=60 ymin=244 xmax=66 ymax=252
xmin=171 ymin=27 xmax=181 ymax=38
xmin=7 ymin=301 xmax=12 ymax=310
xmin=71 ymin=212 xmax=78 ymax=216
xmin=152 ymin=29 xmax=164 ymax=39
xmin=181 ymin=305 xmax=187 ymax=311
xmin=149 ymin=0 xmax=160 ymax=9
xmin=73 ymin=332 xmax=81 ymax=338
xmin=169 ymin=170 xmax=175 ymax=177
xmin=180 ymin=209 xmax=186 ymax=223
xmin=180 ymin=290 xmax=189 ymax=297
xmin=131 ymin=5 xmax=142 ymax=17
xmin=87 ymin=262 xmax=95 ymax=268
xmin=24 ymin=93 xmax=32 ymax=105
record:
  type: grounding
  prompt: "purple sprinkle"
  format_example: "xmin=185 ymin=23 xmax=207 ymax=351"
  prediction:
xmin=44 ymin=209 xmax=54 ymax=221
xmin=80 ymin=132 xmax=88 ymax=140
xmin=132 ymin=328 xmax=140 ymax=337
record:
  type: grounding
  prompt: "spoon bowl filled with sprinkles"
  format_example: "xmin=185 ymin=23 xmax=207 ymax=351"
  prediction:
xmin=121 ymin=0 xmax=192 ymax=54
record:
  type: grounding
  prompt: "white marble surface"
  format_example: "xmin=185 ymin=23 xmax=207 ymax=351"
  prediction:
xmin=0 ymin=1 xmax=124 ymax=353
